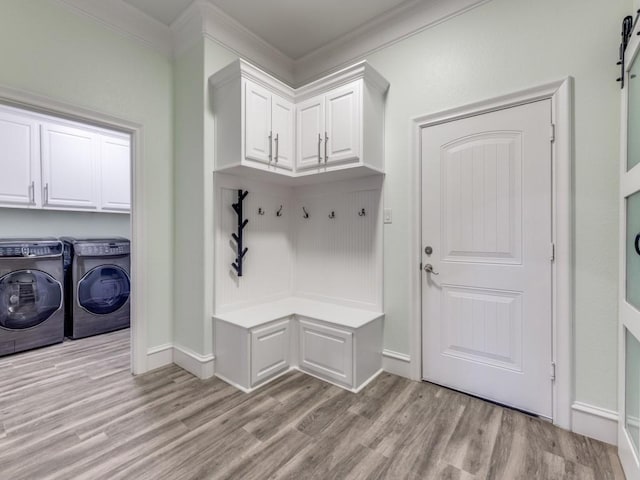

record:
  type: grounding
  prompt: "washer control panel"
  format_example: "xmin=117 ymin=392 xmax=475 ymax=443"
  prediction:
xmin=75 ymin=242 xmax=130 ymax=257
xmin=0 ymin=241 xmax=63 ymax=257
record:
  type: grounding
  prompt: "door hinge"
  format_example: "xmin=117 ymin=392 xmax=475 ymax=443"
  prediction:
xmin=551 ymin=362 xmax=556 ymax=381
xmin=550 ymin=123 xmax=556 ymax=143
xmin=419 ymin=262 xmax=423 ymax=271
xmin=550 ymin=243 xmax=555 ymax=262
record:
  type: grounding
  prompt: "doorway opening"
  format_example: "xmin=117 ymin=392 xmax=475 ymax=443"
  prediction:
xmin=0 ymin=86 xmax=144 ymax=376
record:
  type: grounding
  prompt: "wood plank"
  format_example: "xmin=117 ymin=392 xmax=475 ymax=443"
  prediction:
xmin=0 ymin=330 xmax=625 ymax=480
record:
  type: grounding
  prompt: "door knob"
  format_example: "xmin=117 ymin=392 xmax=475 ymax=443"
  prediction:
xmin=424 ymin=264 xmax=439 ymax=275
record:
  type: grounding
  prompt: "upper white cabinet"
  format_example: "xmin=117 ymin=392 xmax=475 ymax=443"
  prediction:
xmin=210 ymin=59 xmax=388 ymax=183
xmin=41 ymin=122 xmax=99 ymax=210
xmin=100 ymin=134 xmax=131 ymax=212
xmin=296 ymin=81 xmax=361 ymax=172
xmin=0 ymin=111 xmax=39 ymax=207
xmin=244 ymin=81 xmax=295 ymax=171
xmin=296 ymin=96 xmax=324 ymax=170
xmin=0 ymin=105 xmax=131 ymax=213
xmin=211 ymin=64 xmax=296 ymax=176
xmin=271 ymin=94 xmax=295 ymax=170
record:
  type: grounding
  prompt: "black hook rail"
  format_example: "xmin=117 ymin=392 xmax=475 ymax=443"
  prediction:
xmin=231 ymin=189 xmax=249 ymax=276
xmin=617 ymin=14 xmax=635 ymax=88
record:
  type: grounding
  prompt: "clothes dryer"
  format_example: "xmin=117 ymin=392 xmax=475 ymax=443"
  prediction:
xmin=62 ymin=237 xmax=130 ymax=339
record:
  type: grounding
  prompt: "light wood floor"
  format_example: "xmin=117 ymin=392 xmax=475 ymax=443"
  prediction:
xmin=0 ymin=329 xmax=625 ymax=480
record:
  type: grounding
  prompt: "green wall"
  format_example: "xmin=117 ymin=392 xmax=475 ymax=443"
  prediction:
xmin=1 ymin=0 xmax=629 ymax=412
xmin=172 ymin=38 xmax=236 ymax=355
xmin=0 ymin=0 xmax=174 ymax=349
xmin=0 ymin=209 xmax=130 ymax=238
xmin=364 ymin=0 xmax=628 ymax=410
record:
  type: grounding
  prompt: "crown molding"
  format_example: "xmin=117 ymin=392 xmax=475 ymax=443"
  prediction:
xmin=49 ymin=0 xmax=491 ymax=87
xmin=209 ymin=59 xmax=295 ymax=101
xmin=51 ymin=0 xmax=173 ymax=57
xmin=293 ymin=0 xmax=491 ymax=85
xmin=172 ymin=1 xmax=295 ymax=84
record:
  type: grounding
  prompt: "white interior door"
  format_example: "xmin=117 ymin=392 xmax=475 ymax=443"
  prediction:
xmin=421 ymin=100 xmax=553 ymax=418
xmin=618 ymin=25 xmax=640 ymax=480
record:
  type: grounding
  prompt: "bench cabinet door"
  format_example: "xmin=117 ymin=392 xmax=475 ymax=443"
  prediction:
xmin=298 ymin=318 xmax=353 ymax=388
xmin=251 ymin=319 xmax=290 ymax=386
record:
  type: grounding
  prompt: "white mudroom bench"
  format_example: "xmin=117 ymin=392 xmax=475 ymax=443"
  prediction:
xmin=213 ymin=298 xmax=384 ymax=393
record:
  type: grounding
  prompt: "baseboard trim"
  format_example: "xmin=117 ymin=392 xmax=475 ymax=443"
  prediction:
xmin=146 ymin=343 xmax=173 ymax=371
xmin=146 ymin=344 xmax=215 ymax=379
xmin=571 ymin=401 xmax=618 ymax=445
xmin=382 ymin=349 xmax=412 ymax=379
xmin=173 ymin=344 xmax=215 ymax=380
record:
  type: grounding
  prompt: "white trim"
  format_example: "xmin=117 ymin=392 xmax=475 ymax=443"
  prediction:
xmin=571 ymin=402 xmax=618 ymax=445
xmin=173 ymin=344 xmax=216 ymax=380
xmin=410 ymin=78 xmax=574 ymax=429
xmin=146 ymin=344 xmax=174 ymax=371
xmin=51 ymin=0 xmax=173 ymax=57
xmin=0 ymin=83 xmax=148 ymax=376
xmin=382 ymin=349 xmax=412 ymax=379
xmin=172 ymin=1 xmax=295 ymax=84
xmin=293 ymin=0 xmax=491 ymax=85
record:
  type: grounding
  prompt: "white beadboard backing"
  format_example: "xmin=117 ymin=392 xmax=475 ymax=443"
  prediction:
xmin=293 ymin=177 xmax=383 ymax=311
xmin=215 ymin=175 xmax=294 ymax=312
xmin=214 ymin=174 xmax=383 ymax=314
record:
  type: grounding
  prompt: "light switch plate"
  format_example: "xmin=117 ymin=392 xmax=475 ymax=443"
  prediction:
xmin=384 ymin=208 xmax=392 ymax=224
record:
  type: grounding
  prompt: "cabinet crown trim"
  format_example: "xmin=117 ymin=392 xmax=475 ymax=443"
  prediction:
xmin=209 ymin=58 xmax=389 ymax=103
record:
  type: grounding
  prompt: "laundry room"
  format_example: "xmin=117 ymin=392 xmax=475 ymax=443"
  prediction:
xmin=0 ymin=102 xmax=132 ymax=363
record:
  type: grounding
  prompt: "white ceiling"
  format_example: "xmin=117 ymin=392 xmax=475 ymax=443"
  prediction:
xmin=122 ymin=0 xmax=415 ymax=60
xmin=123 ymin=0 xmax=194 ymax=26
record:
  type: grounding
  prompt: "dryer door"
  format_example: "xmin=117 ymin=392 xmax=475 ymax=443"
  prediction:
xmin=78 ymin=265 xmax=130 ymax=315
xmin=0 ymin=270 xmax=63 ymax=329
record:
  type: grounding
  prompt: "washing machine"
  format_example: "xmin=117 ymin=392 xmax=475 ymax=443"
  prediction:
xmin=62 ymin=237 xmax=130 ymax=339
xmin=0 ymin=238 xmax=65 ymax=356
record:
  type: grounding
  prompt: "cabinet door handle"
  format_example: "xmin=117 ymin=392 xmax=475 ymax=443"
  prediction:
xmin=274 ymin=133 xmax=279 ymax=163
xmin=268 ymin=131 xmax=273 ymax=162
xmin=29 ymin=181 xmax=35 ymax=204
xmin=44 ymin=183 xmax=49 ymax=204
xmin=324 ymin=132 xmax=329 ymax=163
xmin=318 ymin=133 xmax=322 ymax=163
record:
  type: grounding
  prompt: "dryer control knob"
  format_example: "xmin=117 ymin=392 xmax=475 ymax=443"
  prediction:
xmin=9 ymin=294 xmax=19 ymax=305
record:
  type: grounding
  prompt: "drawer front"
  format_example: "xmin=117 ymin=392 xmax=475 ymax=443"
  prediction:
xmin=251 ymin=319 xmax=290 ymax=386
xmin=299 ymin=318 xmax=353 ymax=387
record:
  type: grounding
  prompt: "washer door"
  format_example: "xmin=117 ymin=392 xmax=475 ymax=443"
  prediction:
xmin=0 ymin=270 xmax=63 ymax=329
xmin=78 ymin=265 xmax=130 ymax=315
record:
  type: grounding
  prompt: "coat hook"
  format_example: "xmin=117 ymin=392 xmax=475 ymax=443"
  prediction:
xmin=328 ymin=211 xmax=336 ymax=219
xmin=257 ymin=207 xmax=264 ymax=215
xmin=276 ymin=205 xmax=283 ymax=217
xmin=358 ymin=208 xmax=366 ymax=217
xmin=302 ymin=207 xmax=309 ymax=219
